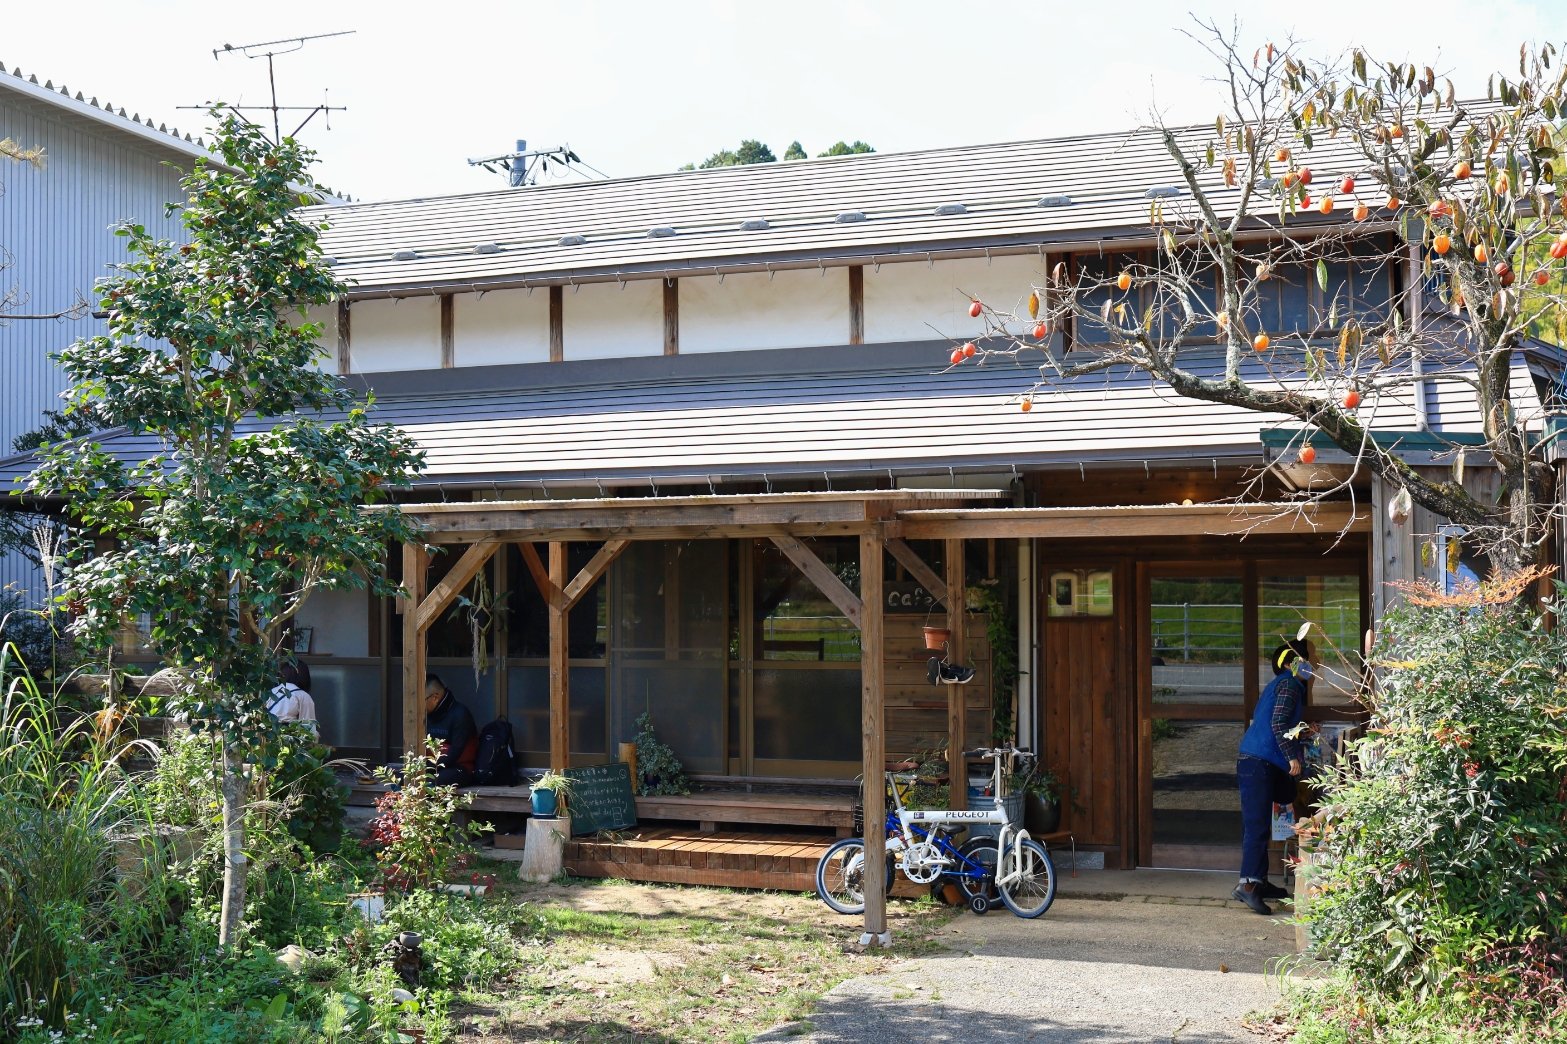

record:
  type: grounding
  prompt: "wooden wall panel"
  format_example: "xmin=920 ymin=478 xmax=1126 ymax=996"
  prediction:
xmin=882 ymin=615 xmax=992 ymax=763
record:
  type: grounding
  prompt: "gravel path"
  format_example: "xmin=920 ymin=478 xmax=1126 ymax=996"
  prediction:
xmin=762 ymin=889 xmax=1298 ymax=1043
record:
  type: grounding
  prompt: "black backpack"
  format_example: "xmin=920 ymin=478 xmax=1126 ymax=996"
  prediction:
xmin=473 ymin=717 xmax=518 ymax=785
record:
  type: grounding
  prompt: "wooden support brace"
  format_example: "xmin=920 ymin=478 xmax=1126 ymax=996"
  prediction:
xmin=517 ymin=541 xmax=561 ymax=609
xmin=561 ymin=539 xmax=629 ymax=610
xmin=400 ymin=542 xmax=429 ymax=757
xmin=770 ymin=535 xmax=862 ymax=628
xmin=415 ymin=539 xmax=501 ymax=633
xmin=884 ymin=537 xmax=948 ymax=607
xmin=859 ymin=529 xmax=886 ymax=935
xmin=548 ymin=542 xmax=570 ymax=773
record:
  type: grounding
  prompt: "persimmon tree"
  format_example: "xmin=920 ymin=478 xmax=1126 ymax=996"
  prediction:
xmin=965 ymin=24 xmax=1564 ymax=578
xmin=23 ymin=112 xmax=424 ymax=947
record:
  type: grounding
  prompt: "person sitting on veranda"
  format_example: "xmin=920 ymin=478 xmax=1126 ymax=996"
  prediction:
xmin=1232 ymin=638 xmax=1314 ymax=915
xmin=268 ymin=659 xmax=318 ymax=737
xmin=424 ymin=672 xmax=478 ymax=787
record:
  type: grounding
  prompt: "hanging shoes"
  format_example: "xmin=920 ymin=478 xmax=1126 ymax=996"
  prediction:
xmin=939 ymin=662 xmax=976 ymax=685
xmin=927 ymin=656 xmax=941 ymax=686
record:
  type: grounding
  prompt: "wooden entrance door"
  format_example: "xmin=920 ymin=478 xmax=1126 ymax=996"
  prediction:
xmin=1041 ymin=564 xmax=1127 ymax=860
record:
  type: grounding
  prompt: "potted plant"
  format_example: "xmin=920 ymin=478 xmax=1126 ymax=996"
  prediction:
xmin=1010 ymin=766 xmax=1064 ymax=835
xmin=529 ymin=770 xmax=573 ymax=817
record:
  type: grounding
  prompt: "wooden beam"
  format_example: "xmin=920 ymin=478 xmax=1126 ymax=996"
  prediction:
xmin=336 ymin=299 xmax=351 ymax=375
xmin=562 ymin=539 xmax=628 ymax=611
xmin=411 ymin=499 xmax=876 ymax=537
xmin=848 ymin=265 xmax=864 ymax=345
xmin=548 ymin=542 xmax=570 ymax=773
xmin=663 ymin=277 xmax=679 ymax=356
xmin=400 ymin=542 xmax=429 ymax=758
xmin=517 ymin=541 xmax=561 ymax=609
xmin=549 ymin=285 xmax=564 ymax=362
xmin=898 ymin=503 xmax=1372 ymax=540
xmin=945 ymin=538 xmax=967 ymax=811
xmin=884 ymin=537 xmax=948 ymax=607
xmin=859 ymin=529 xmax=886 ymax=938
xmin=439 ymin=293 xmax=455 ymax=368
xmin=769 ymin=535 xmax=862 ymax=628
xmin=415 ymin=539 xmax=500 ymax=633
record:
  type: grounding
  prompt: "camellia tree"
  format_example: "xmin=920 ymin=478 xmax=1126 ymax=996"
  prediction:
xmin=965 ymin=25 xmax=1564 ymax=579
xmin=24 ymin=111 xmax=424 ymax=947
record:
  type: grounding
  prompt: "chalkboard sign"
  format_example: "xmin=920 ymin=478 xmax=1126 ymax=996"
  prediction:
xmin=563 ymin=763 xmax=638 ymax=836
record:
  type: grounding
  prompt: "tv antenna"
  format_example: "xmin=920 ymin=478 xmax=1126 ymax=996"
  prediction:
xmin=468 ymin=140 xmax=608 ymax=187
xmin=199 ymin=30 xmax=354 ymax=141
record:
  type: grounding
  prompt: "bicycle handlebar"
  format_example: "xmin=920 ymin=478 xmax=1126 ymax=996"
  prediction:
xmin=963 ymin=746 xmax=1035 ymax=759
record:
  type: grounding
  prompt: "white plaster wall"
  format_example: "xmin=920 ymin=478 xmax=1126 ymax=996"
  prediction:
xmin=865 ymin=254 xmax=1045 ymax=343
xmin=293 ymin=586 xmax=369 ymax=658
xmin=679 ymin=268 xmax=849 ymax=353
xmin=350 ymin=296 xmax=441 ymax=372
xmin=302 ymin=304 xmax=337 ymax=372
xmin=563 ymin=278 xmax=663 ymax=360
xmin=455 ymin=288 xmax=551 ymax=367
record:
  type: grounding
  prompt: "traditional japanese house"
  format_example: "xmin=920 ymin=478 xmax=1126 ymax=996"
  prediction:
xmin=5 ymin=120 xmax=1560 ymax=914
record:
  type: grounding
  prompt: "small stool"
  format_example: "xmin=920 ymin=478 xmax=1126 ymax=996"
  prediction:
xmin=1035 ymin=830 xmax=1078 ymax=877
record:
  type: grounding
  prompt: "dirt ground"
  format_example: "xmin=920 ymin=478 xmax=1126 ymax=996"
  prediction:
xmin=447 ymin=866 xmax=958 ymax=1043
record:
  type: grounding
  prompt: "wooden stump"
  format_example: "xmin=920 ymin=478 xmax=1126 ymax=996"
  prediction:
xmin=519 ymin=816 xmax=571 ymax=883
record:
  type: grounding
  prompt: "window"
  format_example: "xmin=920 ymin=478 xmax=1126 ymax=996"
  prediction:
xmin=1149 ymin=576 xmax=1245 ymax=707
xmin=1258 ymin=573 xmax=1362 ymax=707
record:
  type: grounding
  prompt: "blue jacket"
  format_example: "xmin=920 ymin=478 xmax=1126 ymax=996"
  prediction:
xmin=1239 ymin=671 xmax=1305 ymax=771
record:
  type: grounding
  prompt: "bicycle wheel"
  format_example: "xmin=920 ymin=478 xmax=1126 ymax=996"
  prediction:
xmin=814 ymin=838 xmax=895 ymax=915
xmin=955 ymin=837 xmax=1000 ymax=904
xmin=997 ymin=838 xmax=1057 ymax=918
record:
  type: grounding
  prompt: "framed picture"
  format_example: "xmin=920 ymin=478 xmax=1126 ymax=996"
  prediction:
xmin=290 ymin=627 xmax=313 ymax=655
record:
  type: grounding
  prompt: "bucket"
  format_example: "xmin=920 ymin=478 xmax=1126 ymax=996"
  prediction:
xmin=922 ymin=626 xmax=951 ymax=650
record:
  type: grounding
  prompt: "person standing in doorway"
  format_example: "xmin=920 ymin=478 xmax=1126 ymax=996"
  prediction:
xmin=1232 ymin=638 xmax=1312 ymax=914
xmin=424 ymin=672 xmax=479 ymax=786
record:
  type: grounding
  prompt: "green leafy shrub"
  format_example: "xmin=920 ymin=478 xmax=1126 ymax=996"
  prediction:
xmin=265 ymin=723 xmax=351 ymax=854
xmin=1302 ymin=573 xmax=1567 ymax=1015
xmin=632 ymin=711 xmax=689 ymax=796
xmin=364 ymin=740 xmax=489 ymax=890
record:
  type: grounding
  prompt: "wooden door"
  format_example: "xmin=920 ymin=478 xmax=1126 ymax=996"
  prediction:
xmin=1043 ymin=616 xmax=1120 ymax=846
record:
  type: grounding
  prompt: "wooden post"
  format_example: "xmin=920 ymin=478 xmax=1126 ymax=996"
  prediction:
xmin=439 ymin=293 xmax=454 ymax=368
xmin=336 ymin=298 xmax=351 ymax=375
xmin=548 ymin=541 xmax=570 ymax=772
xmin=663 ymin=277 xmax=679 ymax=355
xmin=945 ymin=538 xmax=967 ymax=810
xmin=549 ymin=285 xmax=564 ymax=363
xmin=401 ymin=542 xmax=429 ymax=759
xmin=848 ymin=266 xmax=864 ymax=345
xmin=859 ymin=529 xmax=887 ymax=941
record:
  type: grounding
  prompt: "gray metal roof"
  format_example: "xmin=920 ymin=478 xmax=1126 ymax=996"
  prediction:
xmin=5 ymin=340 xmax=1545 ymax=492
xmin=310 ymin=115 xmax=1394 ymax=299
xmin=0 ymin=59 xmax=215 ymax=163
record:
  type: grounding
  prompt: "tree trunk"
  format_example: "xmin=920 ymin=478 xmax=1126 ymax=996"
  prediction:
xmin=217 ymin=744 xmax=248 ymax=948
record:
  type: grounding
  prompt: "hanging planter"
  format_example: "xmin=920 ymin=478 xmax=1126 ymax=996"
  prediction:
xmin=922 ymin=626 xmax=951 ymax=651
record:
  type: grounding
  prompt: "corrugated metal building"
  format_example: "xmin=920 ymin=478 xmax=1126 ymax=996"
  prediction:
xmin=0 ymin=61 xmax=210 ymax=598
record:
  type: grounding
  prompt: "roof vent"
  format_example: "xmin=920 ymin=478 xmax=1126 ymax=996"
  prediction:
xmin=557 ymin=234 xmax=587 ymax=247
xmin=322 ymin=256 xmax=338 ymax=266
xmin=739 ymin=219 xmax=770 ymax=231
xmin=835 ymin=210 xmax=867 ymax=223
xmin=1038 ymin=195 xmax=1073 ymax=207
xmin=933 ymin=203 xmax=967 ymax=216
xmin=647 ymin=226 xmax=677 ymax=238
xmin=391 ymin=250 xmax=418 ymax=261
xmin=1144 ymin=186 xmax=1181 ymax=199
xmin=475 ymin=242 xmax=503 ymax=254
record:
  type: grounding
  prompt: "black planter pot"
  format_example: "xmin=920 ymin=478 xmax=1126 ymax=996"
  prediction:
xmin=1025 ymin=793 xmax=1062 ymax=835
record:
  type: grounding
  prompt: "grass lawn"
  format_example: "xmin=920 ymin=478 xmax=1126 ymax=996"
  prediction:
xmin=447 ymin=858 xmax=958 ymax=1042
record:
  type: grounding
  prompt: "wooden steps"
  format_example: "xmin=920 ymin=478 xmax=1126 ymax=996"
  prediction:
xmin=564 ymin=828 xmax=834 ymax=891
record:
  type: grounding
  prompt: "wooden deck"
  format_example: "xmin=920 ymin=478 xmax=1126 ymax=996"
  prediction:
xmin=347 ymin=783 xmax=856 ymax=834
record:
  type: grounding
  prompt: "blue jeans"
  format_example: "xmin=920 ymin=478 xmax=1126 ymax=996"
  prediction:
xmin=1237 ymin=756 xmax=1290 ymax=883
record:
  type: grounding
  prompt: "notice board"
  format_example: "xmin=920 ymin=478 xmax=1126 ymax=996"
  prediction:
xmin=563 ymin=763 xmax=638 ymax=836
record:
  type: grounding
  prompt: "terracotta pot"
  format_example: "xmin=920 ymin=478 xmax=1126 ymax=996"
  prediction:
xmin=922 ymin=626 xmax=951 ymax=650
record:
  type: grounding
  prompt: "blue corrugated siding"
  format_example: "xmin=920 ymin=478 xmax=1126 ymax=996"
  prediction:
xmin=0 ymin=95 xmax=187 ymax=600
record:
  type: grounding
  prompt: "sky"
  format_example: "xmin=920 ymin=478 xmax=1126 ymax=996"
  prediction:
xmin=7 ymin=0 xmax=1567 ymax=203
